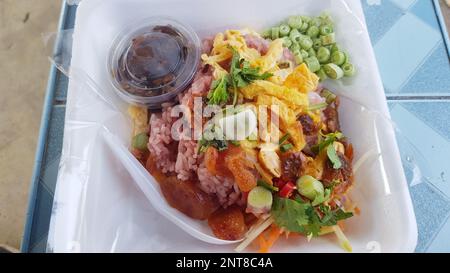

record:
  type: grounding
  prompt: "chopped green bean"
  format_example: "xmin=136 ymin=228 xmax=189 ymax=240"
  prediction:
xmin=300 ymin=49 xmax=309 ymax=59
xmin=288 ymin=16 xmax=303 ymax=29
xmin=343 ymin=52 xmax=350 ymax=64
xmin=289 ymin=41 xmax=300 ymax=52
xmin=289 ymin=28 xmax=301 ymax=43
xmin=305 ymin=56 xmax=321 ymax=72
xmin=317 ymin=68 xmax=328 ymax=82
xmin=262 ymin=29 xmax=271 ymax=39
xmin=300 ymin=22 xmax=309 ymax=33
xmin=331 ymin=51 xmax=345 ymax=65
xmin=330 ymin=44 xmax=340 ymax=53
xmin=323 ymin=63 xmax=344 ymax=79
xmin=307 ymin=25 xmax=320 ymax=38
xmin=294 ymin=52 xmax=303 ymax=64
xmin=313 ymin=38 xmax=322 ymax=50
xmin=271 ymin=27 xmax=280 ymax=39
xmin=282 ymin=36 xmax=292 ymax=47
xmin=320 ymin=89 xmax=337 ymax=103
xmin=311 ymin=17 xmax=322 ymax=27
xmin=319 ymin=12 xmax=334 ymax=26
xmin=300 ymin=35 xmax=313 ymax=50
xmin=317 ymin=46 xmax=331 ymax=63
xmin=342 ymin=63 xmax=356 ymax=77
xmin=279 ymin=24 xmax=291 ymax=37
xmin=321 ymin=33 xmax=336 ymax=45
xmin=320 ymin=25 xmax=334 ymax=35
xmin=308 ymin=48 xmax=316 ymax=57
xmin=301 ymin=15 xmax=311 ymax=23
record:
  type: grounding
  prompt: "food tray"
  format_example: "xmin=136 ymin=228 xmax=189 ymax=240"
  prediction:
xmin=22 ymin=0 xmax=450 ymax=253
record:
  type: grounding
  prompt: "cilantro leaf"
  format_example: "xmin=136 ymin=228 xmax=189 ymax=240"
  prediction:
xmin=272 ymin=197 xmax=309 ymax=233
xmin=271 ymin=197 xmax=354 ymax=238
xmin=207 ymin=76 xmax=230 ymax=105
xmin=197 ymin=138 xmax=228 ymax=154
xmin=311 ymin=188 xmax=332 ymax=206
xmin=326 ymin=144 xmax=342 ymax=169
xmin=318 ymin=205 xmax=353 ymax=226
xmin=312 ymin=131 xmax=343 ymax=154
xmin=229 ymin=48 xmax=273 ymax=104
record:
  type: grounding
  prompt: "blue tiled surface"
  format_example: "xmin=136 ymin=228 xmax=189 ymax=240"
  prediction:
xmin=23 ymin=0 xmax=450 ymax=253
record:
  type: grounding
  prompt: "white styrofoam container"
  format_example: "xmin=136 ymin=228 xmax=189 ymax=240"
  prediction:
xmin=48 ymin=0 xmax=417 ymax=252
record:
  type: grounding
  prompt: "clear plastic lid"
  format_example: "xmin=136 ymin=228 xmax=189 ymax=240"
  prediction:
xmin=108 ymin=17 xmax=201 ymax=108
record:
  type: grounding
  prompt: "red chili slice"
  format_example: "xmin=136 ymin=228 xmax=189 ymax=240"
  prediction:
xmin=279 ymin=181 xmax=296 ymax=198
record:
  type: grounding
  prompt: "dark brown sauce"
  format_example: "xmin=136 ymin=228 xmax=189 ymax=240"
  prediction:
xmin=116 ymin=25 xmax=189 ymax=97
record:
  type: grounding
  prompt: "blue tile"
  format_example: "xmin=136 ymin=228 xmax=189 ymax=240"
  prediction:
xmin=401 ymin=42 xmax=450 ymax=95
xmin=29 ymin=181 xmax=53 ymax=252
xmin=410 ymin=0 xmax=441 ymax=30
xmin=41 ymin=156 xmax=61 ymax=195
xmin=42 ymin=106 xmax=66 ymax=167
xmin=409 ymin=181 xmax=450 ymax=252
xmin=29 ymin=236 xmax=49 ymax=253
xmin=362 ymin=0 xmax=403 ymax=44
xmin=402 ymin=101 xmax=450 ymax=142
xmin=426 ymin=216 xmax=450 ymax=252
xmin=390 ymin=0 xmax=417 ymax=11
xmin=54 ymin=72 xmax=68 ymax=102
xmin=390 ymin=104 xmax=450 ymax=198
xmin=375 ymin=13 xmax=441 ymax=92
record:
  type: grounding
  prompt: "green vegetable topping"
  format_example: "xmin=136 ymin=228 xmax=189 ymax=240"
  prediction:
xmin=278 ymin=133 xmax=291 ymax=145
xmin=198 ymin=138 xmax=228 ymax=154
xmin=248 ymin=186 xmax=273 ymax=213
xmin=323 ymin=63 xmax=344 ymax=79
xmin=308 ymin=102 xmax=328 ymax=111
xmin=321 ymin=33 xmax=336 ymax=45
xmin=317 ymin=46 xmax=331 ymax=63
xmin=280 ymin=143 xmax=294 ymax=153
xmin=320 ymin=88 xmax=337 ymax=104
xmin=296 ymin=175 xmax=324 ymax=200
xmin=271 ymin=27 xmax=280 ymax=39
xmin=331 ymin=51 xmax=346 ymax=66
xmin=288 ymin=16 xmax=303 ymax=29
xmin=229 ymin=48 xmax=272 ymax=105
xmin=132 ymin=133 xmax=149 ymax=151
xmin=307 ymin=25 xmax=320 ymax=38
xmin=342 ymin=62 xmax=356 ymax=77
xmin=207 ymin=76 xmax=229 ymax=105
xmin=257 ymin=179 xmax=279 ymax=192
xmin=271 ymin=197 xmax=353 ymax=237
xmin=326 ymin=144 xmax=342 ymax=169
xmin=279 ymin=24 xmax=291 ymax=36
xmin=230 ymin=49 xmax=272 ymax=87
xmin=262 ymin=13 xmax=356 ymax=82
xmin=304 ymin=56 xmax=320 ymax=72
xmin=312 ymin=131 xmax=344 ymax=154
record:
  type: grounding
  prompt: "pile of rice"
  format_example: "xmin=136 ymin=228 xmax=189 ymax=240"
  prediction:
xmin=147 ymin=38 xmax=243 ymax=207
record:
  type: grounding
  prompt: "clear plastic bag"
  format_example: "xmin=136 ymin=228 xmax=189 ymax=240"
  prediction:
xmin=46 ymin=0 xmax=422 ymax=252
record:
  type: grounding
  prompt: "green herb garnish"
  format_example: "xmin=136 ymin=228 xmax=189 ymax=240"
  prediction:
xmin=279 ymin=133 xmax=291 ymax=145
xmin=326 ymin=144 xmax=342 ymax=169
xmin=257 ymin=179 xmax=279 ymax=192
xmin=207 ymin=76 xmax=230 ymax=105
xmin=280 ymin=143 xmax=294 ymax=153
xmin=229 ymin=48 xmax=272 ymax=105
xmin=312 ymin=131 xmax=343 ymax=154
xmin=271 ymin=197 xmax=353 ymax=237
xmin=198 ymin=138 xmax=228 ymax=154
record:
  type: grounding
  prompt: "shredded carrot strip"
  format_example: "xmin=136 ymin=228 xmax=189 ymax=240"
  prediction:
xmin=257 ymin=233 xmax=268 ymax=252
xmin=354 ymin=206 xmax=361 ymax=215
xmin=338 ymin=220 xmax=346 ymax=231
xmin=259 ymin=225 xmax=281 ymax=253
